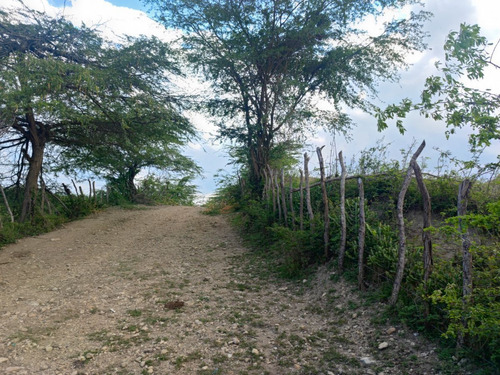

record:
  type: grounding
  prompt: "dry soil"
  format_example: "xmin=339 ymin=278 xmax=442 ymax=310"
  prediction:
xmin=0 ymin=206 xmax=449 ymax=374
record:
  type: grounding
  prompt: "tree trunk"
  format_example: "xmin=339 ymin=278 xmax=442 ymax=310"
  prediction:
xmin=389 ymin=140 xmax=426 ymax=305
xmin=316 ymin=146 xmax=329 ymax=258
xmin=20 ymin=141 xmax=45 ymax=222
xmin=358 ymin=177 xmax=366 ymax=291
xmin=126 ymin=166 xmax=139 ymax=201
xmin=338 ymin=151 xmax=347 ymax=272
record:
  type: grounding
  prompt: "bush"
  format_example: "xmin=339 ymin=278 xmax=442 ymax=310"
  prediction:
xmin=136 ymin=175 xmax=197 ymax=206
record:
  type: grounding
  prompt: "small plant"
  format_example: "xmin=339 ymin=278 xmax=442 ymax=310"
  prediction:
xmin=127 ymin=309 xmax=142 ymax=317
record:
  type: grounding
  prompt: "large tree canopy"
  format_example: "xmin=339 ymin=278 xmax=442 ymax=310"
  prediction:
xmin=53 ymin=96 xmax=199 ymax=201
xmin=0 ymin=6 xmax=197 ymax=219
xmin=146 ymin=0 xmax=430 ymax=192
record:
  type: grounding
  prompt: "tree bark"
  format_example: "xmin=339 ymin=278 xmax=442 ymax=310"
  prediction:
xmin=316 ymin=146 xmax=329 ymax=258
xmin=126 ymin=166 xmax=138 ymax=201
xmin=338 ymin=151 xmax=347 ymax=272
xmin=389 ymin=140 xmax=426 ymax=305
xmin=358 ymin=178 xmax=366 ymax=291
xmin=20 ymin=140 xmax=45 ymax=222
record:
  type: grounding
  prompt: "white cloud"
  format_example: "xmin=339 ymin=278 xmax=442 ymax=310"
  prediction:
xmin=1 ymin=0 xmax=173 ymax=41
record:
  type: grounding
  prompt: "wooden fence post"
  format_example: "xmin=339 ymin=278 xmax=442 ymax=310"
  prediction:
xmin=316 ymin=146 xmax=330 ymax=258
xmin=389 ymin=140 xmax=426 ymax=306
xmin=412 ymin=160 xmax=433 ymax=322
xmin=457 ymin=179 xmax=473 ymax=347
xmin=72 ymin=179 xmax=79 ymax=196
xmin=263 ymin=168 xmax=269 ymax=202
xmin=275 ymin=172 xmax=282 ymax=222
xmin=338 ymin=151 xmax=347 ymax=272
xmin=304 ymin=153 xmax=314 ymax=229
xmin=411 ymin=161 xmax=433 ymax=285
xmin=0 ymin=185 xmax=14 ymax=223
xmin=299 ymin=169 xmax=304 ymax=231
xmin=280 ymin=168 xmax=288 ymax=226
xmin=267 ymin=166 xmax=276 ymax=215
xmin=358 ymin=177 xmax=366 ymax=291
xmin=289 ymin=176 xmax=295 ymax=230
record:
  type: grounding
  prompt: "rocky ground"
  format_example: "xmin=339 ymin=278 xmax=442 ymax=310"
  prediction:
xmin=0 ymin=206 xmax=454 ymax=374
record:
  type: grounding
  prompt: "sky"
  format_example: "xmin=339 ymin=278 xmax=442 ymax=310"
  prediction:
xmin=2 ymin=0 xmax=499 ymax=195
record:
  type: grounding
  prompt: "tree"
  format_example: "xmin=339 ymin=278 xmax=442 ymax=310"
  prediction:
xmin=0 ymin=6 xmax=196 ymax=219
xmin=377 ymin=23 xmax=500 ymax=166
xmin=146 ymin=0 xmax=430 ymax=193
xmin=53 ymin=96 xmax=199 ymax=201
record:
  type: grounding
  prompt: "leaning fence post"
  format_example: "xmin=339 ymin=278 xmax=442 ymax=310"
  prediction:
xmin=0 ymin=184 xmax=14 ymax=223
xmin=390 ymin=140 xmax=426 ymax=306
xmin=411 ymin=161 xmax=433 ymax=285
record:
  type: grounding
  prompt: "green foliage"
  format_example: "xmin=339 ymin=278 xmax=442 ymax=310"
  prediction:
xmin=429 ymin=245 xmax=500 ymax=366
xmin=62 ymin=195 xmax=102 ymax=219
xmin=203 ymin=172 xmax=242 ymax=215
xmin=147 ymin=0 xmax=430 ymax=191
xmin=136 ymin=174 xmax=197 ymax=206
xmin=269 ymin=225 xmax=322 ymax=279
xmin=0 ymin=7 xmax=197 ymax=219
xmin=377 ymin=23 xmax=500 ymax=158
xmin=0 ymin=195 xmax=96 ymax=248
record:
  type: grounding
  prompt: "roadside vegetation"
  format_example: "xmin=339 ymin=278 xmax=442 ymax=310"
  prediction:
xmin=0 ymin=4 xmax=199 ymax=245
xmin=205 ymin=149 xmax=500 ymax=372
xmin=0 ymin=0 xmax=498 ymax=372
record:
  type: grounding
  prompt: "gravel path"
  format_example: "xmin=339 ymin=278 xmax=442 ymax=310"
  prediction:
xmin=0 ymin=206 xmax=445 ymax=374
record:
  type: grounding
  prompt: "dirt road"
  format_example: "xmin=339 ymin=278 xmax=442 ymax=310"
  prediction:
xmin=0 ymin=206 xmax=443 ymax=374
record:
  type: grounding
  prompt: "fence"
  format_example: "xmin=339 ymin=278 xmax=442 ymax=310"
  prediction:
xmin=261 ymin=140 xmax=472 ymax=317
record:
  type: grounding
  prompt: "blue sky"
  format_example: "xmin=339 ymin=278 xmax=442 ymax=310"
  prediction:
xmin=3 ymin=0 xmax=500 ymax=195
